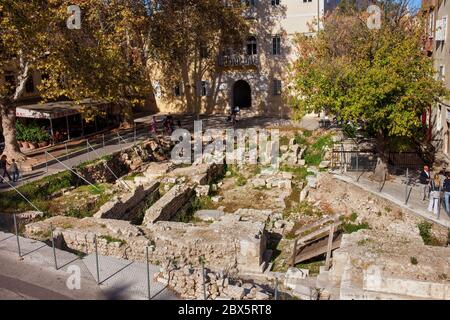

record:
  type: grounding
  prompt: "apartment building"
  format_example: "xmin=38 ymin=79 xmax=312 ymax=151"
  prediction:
xmin=423 ymin=0 xmax=450 ymax=163
xmin=153 ymin=0 xmax=339 ymax=117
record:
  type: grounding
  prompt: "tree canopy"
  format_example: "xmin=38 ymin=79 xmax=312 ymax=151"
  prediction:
xmin=290 ymin=1 xmax=447 ymax=151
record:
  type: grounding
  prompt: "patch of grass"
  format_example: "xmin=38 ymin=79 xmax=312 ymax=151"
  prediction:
xmin=304 ymin=152 xmax=322 ymax=166
xmin=417 ymin=221 xmax=442 ymax=246
xmin=175 ymin=196 xmax=215 ymax=223
xmin=123 ymin=172 xmax=143 ymax=181
xmin=339 ymin=212 xmax=370 ymax=234
xmin=99 ymin=235 xmax=126 ymax=246
xmin=64 ymin=207 xmax=94 ymax=219
xmin=77 ymin=184 xmax=106 ymax=195
xmin=341 ymin=222 xmax=370 ymax=234
xmin=0 ymin=171 xmax=74 ymax=213
xmin=235 ymin=175 xmax=247 ymax=186
xmin=279 ymin=165 xmax=313 ymax=183
xmin=349 ymin=212 xmax=358 ymax=222
xmin=295 ymin=260 xmax=324 ymax=276
xmin=410 ymin=256 xmax=418 ymax=265
xmin=60 ymin=223 xmax=73 ymax=229
xmin=284 ymin=201 xmax=323 ymax=222
xmin=311 ymin=134 xmax=333 ymax=151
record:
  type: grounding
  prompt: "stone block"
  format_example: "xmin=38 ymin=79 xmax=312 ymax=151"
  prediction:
xmin=143 ymin=184 xmax=194 ymax=225
xmin=306 ymin=176 xmax=317 ymax=189
xmin=225 ymin=285 xmax=245 ymax=300
xmin=195 ymin=185 xmax=210 ymax=198
xmin=194 ymin=210 xmax=225 ymax=222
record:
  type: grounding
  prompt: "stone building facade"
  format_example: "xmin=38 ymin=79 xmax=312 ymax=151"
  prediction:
xmin=152 ymin=0 xmax=339 ymax=117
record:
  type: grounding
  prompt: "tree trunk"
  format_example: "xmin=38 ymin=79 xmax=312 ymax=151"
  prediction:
xmin=119 ymin=103 xmax=134 ymax=129
xmin=0 ymin=104 xmax=26 ymax=161
xmin=181 ymin=60 xmax=194 ymax=114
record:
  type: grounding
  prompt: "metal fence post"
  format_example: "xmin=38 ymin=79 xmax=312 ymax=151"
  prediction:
xmin=146 ymin=246 xmax=151 ymax=300
xmin=94 ymin=234 xmax=100 ymax=284
xmin=86 ymin=140 xmax=90 ymax=162
xmin=50 ymin=223 xmax=57 ymax=270
xmin=201 ymin=259 xmax=207 ymax=300
xmin=102 ymin=134 xmax=105 ymax=149
xmin=134 ymin=124 xmax=137 ymax=143
xmin=45 ymin=152 xmax=48 ymax=173
xmin=274 ymin=277 xmax=279 ymax=300
xmin=13 ymin=214 xmax=21 ymax=258
xmin=65 ymin=143 xmax=69 ymax=161
xmin=356 ymin=150 xmax=359 ymax=173
xmin=404 ymin=168 xmax=409 ymax=205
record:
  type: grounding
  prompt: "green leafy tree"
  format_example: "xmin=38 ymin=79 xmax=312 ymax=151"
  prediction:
xmin=290 ymin=1 xmax=448 ymax=176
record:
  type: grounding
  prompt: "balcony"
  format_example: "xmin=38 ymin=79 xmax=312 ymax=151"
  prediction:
xmin=217 ymin=54 xmax=258 ymax=68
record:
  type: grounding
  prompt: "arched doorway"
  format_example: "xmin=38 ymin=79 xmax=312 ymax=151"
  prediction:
xmin=233 ymin=80 xmax=251 ymax=109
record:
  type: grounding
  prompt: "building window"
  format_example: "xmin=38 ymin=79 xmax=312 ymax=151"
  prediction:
xmin=200 ymin=44 xmax=208 ymax=59
xmin=273 ymin=79 xmax=282 ymax=96
xmin=200 ymin=81 xmax=209 ymax=96
xmin=271 ymin=0 xmax=280 ymax=5
xmin=272 ymin=35 xmax=281 ymax=55
xmin=174 ymin=82 xmax=183 ymax=97
xmin=246 ymin=36 xmax=257 ymax=55
xmin=25 ymin=76 xmax=35 ymax=93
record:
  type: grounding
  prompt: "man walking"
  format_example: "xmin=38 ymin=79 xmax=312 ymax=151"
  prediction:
xmin=419 ymin=165 xmax=431 ymax=201
xmin=443 ymin=172 xmax=450 ymax=215
xmin=11 ymin=159 xmax=19 ymax=182
xmin=0 ymin=155 xmax=12 ymax=183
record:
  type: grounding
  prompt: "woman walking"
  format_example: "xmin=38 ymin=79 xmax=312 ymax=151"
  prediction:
xmin=0 ymin=155 xmax=12 ymax=183
xmin=428 ymin=174 xmax=441 ymax=217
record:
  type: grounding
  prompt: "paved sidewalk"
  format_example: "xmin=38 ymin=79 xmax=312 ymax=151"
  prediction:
xmin=0 ymin=231 xmax=177 ymax=300
xmin=332 ymin=170 xmax=450 ymax=228
xmin=0 ymin=137 xmax=142 ymax=192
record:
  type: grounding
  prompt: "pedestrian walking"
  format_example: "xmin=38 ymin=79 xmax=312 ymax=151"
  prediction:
xmin=10 ymin=159 xmax=19 ymax=182
xmin=443 ymin=172 xmax=450 ymax=215
xmin=419 ymin=165 xmax=431 ymax=201
xmin=428 ymin=174 xmax=441 ymax=217
xmin=150 ymin=116 xmax=157 ymax=134
xmin=0 ymin=155 xmax=12 ymax=183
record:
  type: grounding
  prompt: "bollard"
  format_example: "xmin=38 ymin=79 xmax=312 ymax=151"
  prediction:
xmin=50 ymin=223 xmax=57 ymax=270
xmin=134 ymin=125 xmax=137 ymax=143
xmin=146 ymin=246 xmax=151 ymax=300
xmin=102 ymin=134 xmax=105 ymax=149
xmin=13 ymin=214 xmax=21 ymax=258
xmin=274 ymin=277 xmax=279 ymax=300
xmin=94 ymin=234 xmax=100 ymax=284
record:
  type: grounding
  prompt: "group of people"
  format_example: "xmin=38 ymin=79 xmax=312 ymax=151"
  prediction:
xmin=420 ymin=165 xmax=450 ymax=217
xmin=150 ymin=115 xmax=182 ymax=136
xmin=0 ymin=155 xmax=20 ymax=184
